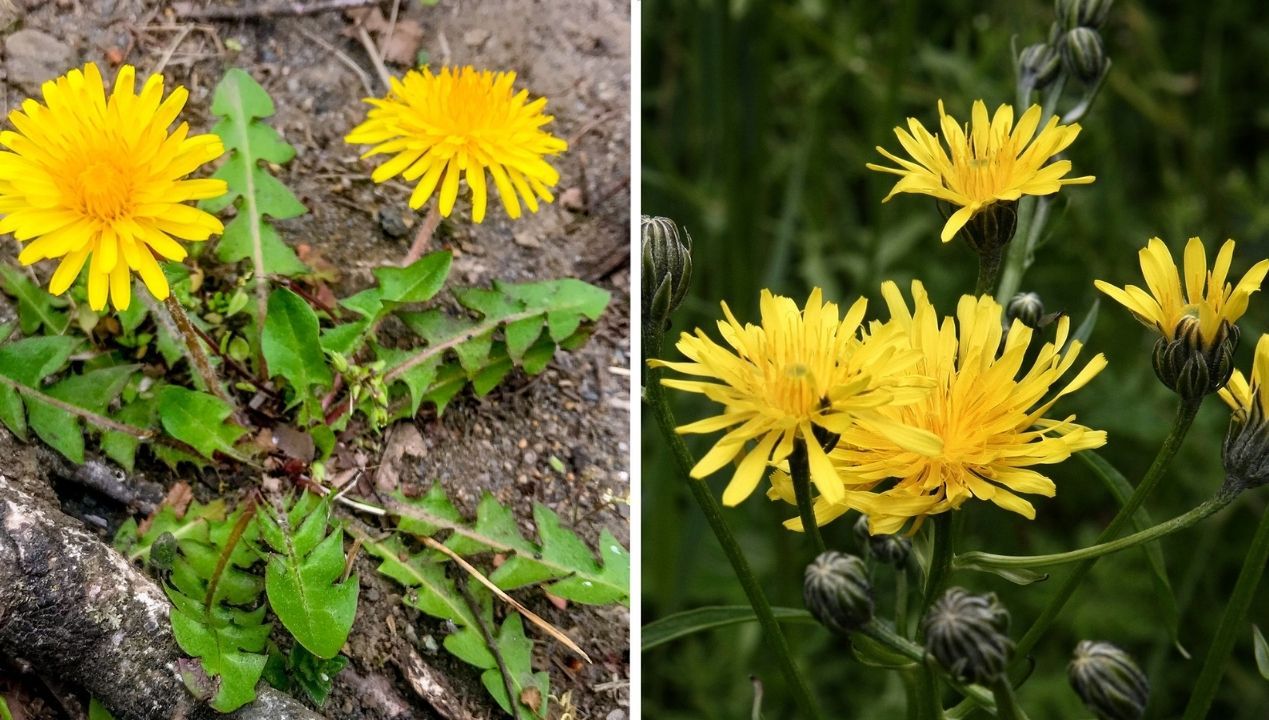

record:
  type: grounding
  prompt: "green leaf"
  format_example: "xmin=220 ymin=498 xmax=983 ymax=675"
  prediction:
xmin=88 ymin=698 xmax=115 ymax=720
xmin=101 ymin=395 xmax=157 ymax=472
xmin=1080 ymin=451 xmax=1186 ymax=657
xmin=1255 ymin=625 xmax=1269 ymax=681
xmin=641 ymin=606 xmax=816 ymax=652
xmin=0 ymin=336 xmax=79 ymax=439
xmin=158 ymin=386 xmax=248 ymax=461
xmin=258 ymin=496 xmax=359 ymax=659
xmin=0 ymin=265 xmax=69 ymax=334
xmin=27 ymin=364 xmax=135 ymax=463
xmin=373 ymin=251 xmax=453 ymax=306
xmin=262 ymin=288 xmax=333 ymax=408
xmin=481 ymin=615 xmax=550 ymax=719
xmin=202 ymin=68 xmax=307 ymax=280
xmin=288 ymin=644 xmax=348 ymax=706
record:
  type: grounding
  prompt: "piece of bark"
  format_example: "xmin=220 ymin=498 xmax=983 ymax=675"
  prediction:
xmin=0 ymin=474 xmax=324 ymax=720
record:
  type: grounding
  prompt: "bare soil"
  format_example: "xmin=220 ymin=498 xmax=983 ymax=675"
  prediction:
xmin=0 ymin=1 xmax=630 ymax=718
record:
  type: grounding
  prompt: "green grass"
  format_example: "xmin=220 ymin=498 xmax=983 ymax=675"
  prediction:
xmin=641 ymin=1 xmax=1269 ymax=717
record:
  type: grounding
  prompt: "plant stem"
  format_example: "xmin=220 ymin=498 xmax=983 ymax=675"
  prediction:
xmin=789 ymin=440 xmax=827 ymax=555
xmin=975 ymin=244 xmax=1003 ymax=297
xmin=1011 ymin=398 xmax=1200 ymax=661
xmin=646 ymin=360 xmax=825 ymax=720
xmin=0 ymin=373 xmax=152 ymax=440
xmin=923 ymin=513 xmax=954 ymax=612
xmin=1181 ymin=503 xmax=1269 ymax=720
xmin=957 ymin=490 xmax=1238 ymax=571
xmin=162 ymin=295 xmax=232 ymax=405
xmin=896 ymin=565 xmax=910 ymax=637
xmin=989 ymin=678 xmax=1028 ymax=720
xmin=860 ymin=621 xmax=995 ymax=711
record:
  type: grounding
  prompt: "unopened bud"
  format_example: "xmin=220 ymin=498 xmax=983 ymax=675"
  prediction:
xmin=1068 ymin=641 xmax=1149 ymax=720
xmin=940 ymin=200 xmax=1018 ymax=256
xmin=1057 ymin=0 xmax=1114 ymax=30
xmin=1062 ymin=27 xmax=1108 ymax=84
xmin=1152 ymin=316 xmax=1239 ymax=401
xmin=1018 ymin=42 xmax=1061 ymax=93
xmin=1006 ymin=292 xmax=1046 ymax=329
xmin=1222 ymin=399 xmax=1269 ymax=491
xmin=641 ymin=215 xmax=693 ymax=351
xmin=923 ymin=588 xmax=1013 ymax=684
xmin=804 ymin=551 xmax=874 ymax=634
xmin=853 ymin=515 xmax=911 ymax=566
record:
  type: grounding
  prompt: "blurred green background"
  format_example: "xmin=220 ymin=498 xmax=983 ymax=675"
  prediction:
xmin=640 ymin=0 xmax=1269 ymax=718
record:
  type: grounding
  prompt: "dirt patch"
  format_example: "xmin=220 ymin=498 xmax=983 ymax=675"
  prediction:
xmin=0 ymin=1 xmax=630 ymax=718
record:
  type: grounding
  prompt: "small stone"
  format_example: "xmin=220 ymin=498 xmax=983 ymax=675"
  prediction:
xmin=560 ymin=187 xmax=585 ymax=212
xmin=5 ymin=30 xmax=76 ymax=95
xmin=463 ymin=28 xmax=491 ymax=48
xmin=378 ymin=207 xmax=412 ymax=239
xmin=513 ymin=231 xmax=542 ymax=249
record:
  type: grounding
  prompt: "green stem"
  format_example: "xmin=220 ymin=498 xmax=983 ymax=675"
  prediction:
xmin=923 ymin=514 xmax=955 ymax=612
xmin=860 ymin=621 xmax=996 ymax=712
xmin=1011 ymin=398 xmax=1200 ymax=661
xmin=975 ymin=245 xmax=1003 ymax=297
xmin=790 ymin=440 xmax=827 ymax=555
xmin=896 ymin=565 xmax=910 ymax=638
xmin=1181 ymin=503 xmax=1269 ymax=720
xmin=915 ymin=662 xmax=943 ymax=720
xmin=957 ymin=490 xmax=1237 ymax=571
xmin=989 ymin=678 xmax=1028 ymax=720
xmin=646 ymin=359 xmax=825 ymax=720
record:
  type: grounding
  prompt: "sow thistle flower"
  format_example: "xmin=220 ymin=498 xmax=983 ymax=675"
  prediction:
xmin=0 ymin=63 xmax=227 ymax=311
xmin=867 ymin=99 xmax=1094 ymax=244
xmin=774 ymin=281 xmax=1107 ymax=535
xmin=651 ymin=288 xmax=933 ymax=507
xmin=345 ymin=66 xmax=567 ymax=224
xmin=1218 ymin=333 xmax=1269 ymax=490
xmin=1095 ymin=237 xmax=1269 ymax=399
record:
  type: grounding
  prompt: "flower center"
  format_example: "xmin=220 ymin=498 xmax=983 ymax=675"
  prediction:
xmin=769 ymin=362 xmax=821 ymax=417
xmin=73 ymin=160 xmax=134 ymax=221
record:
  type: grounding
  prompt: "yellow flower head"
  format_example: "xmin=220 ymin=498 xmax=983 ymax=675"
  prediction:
xmin=651 ymin=288 xmax=932 ymax=507
xmin=1218 ymin=334 xmax=1269 ymax=423
xmin=866 ymin=100 xmax=1094 ymax=243
xmin=0 ymin=63 xmax=227 ymax=311
xmin=773 ymin=281 xmax=1107 ymax=535
xmin=1094 ymin=236 xmax=1269 ymax=348
xmin=345 ymin=66 xmax=567 ymax=224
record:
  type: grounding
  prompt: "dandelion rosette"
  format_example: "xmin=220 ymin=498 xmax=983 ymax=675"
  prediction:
xmin=866 ymin=99 xmax=1094 ymax=243
xmin=345 ymin=66 xmax=567 ymax=224
xmin=777 ymin=280 xmax=1106 ymax=535
xmin=650 ymin=288 xmax=933 ymax=508
xmin=0 ymin=63 xmax=227 ymax=311
xmin=1095 ymin=236 xmax=1269 ymax=398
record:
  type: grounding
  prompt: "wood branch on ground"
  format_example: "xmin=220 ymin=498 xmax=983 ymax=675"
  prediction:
xmin=0 ymin=474 xmax=325 ymax=720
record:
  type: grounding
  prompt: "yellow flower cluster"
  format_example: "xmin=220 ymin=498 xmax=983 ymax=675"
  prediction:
xmin=658 ymin=282 xmax=1108 ymax=533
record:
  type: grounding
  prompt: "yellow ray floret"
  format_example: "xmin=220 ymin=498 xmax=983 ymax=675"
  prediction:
xmin=345 ymin=66 xmax=568 ymax=224
xmin=650 ymin=288 xmax=934 ymax=508
xmin=0 ymin=62 xmax=227 ymax=311
xmin=1095 ymin=236 xmax=1269 ymax=347
xmin=772 ymin=281 xmax=1107 ymax=535
xmin=1219 ymin=334 xmax=1269 ymax=422
xmin=867 ymin=99 xmax=1094 ymax=243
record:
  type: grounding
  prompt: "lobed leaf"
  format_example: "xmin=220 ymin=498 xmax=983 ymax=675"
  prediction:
xmin=262 ymin=288 xmax=332 ymax=416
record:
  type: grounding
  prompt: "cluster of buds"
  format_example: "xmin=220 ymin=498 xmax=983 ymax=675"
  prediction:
xmin=1152 ymin=316 xmax=1239 ymax=402
xmin=922 ymin=588 xmax=1014 ymax=685
xmin=1056 ymin=0 xmax=1112 ymax=84
xmin=853 ymin=515 xmax=911 ymax=566
xmin=803 ymin=551 xmax=874 ymax=635
xmin=329 ymin=351 xmax=390 ymax=430
xmin=1068 ymin=641 xmax=1150 ymax=720
xmin=640 ymin=215 xmax=693 ymax=360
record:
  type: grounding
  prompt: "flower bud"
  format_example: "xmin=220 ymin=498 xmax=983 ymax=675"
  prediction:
xmin=1006 ymin=292 xmax=1046 ymax=329
xmin=1222 ymin=399 xmax=1269 ymax=491
xmin=804 ymin=551 xmax=874 ymax=634
xmin=1018 ymin=42 xmax=1062 ymax=93
xmin=1068 ymin=640 xmax=1149 ymax=720
xmin=853 ymin=515 xmax=911 ymax=566
xmin=922 ymin=588 xmax=1013 ymax=684
xmin=1152 ymin=316 xmax=1239 ymax=401
xmin=940 ymin=200 xmax=1018 ymax=256
xmin=641 ymin=215 xmax=693 ymax=348
xmin=1061 ymin=27 xmax=1108 ymax=84
xmin=1057 ymin=0 xmax=1114 ymax=30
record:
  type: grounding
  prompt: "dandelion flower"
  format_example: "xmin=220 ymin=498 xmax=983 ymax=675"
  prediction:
xmin=0 ymin=63 xmax=227 ymax=311
xmin=1095 ymin=237 xmax=1269 ymax=348
xmin=345 ymin=66 xmax=567 ymax=224
xmin=651 ymin=288 xmax=935 ymax=507
xmin=777 ymin=281 xmax=1107 ymax=535
xmin=867 ymin=100 xmax=1094 ymax=243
